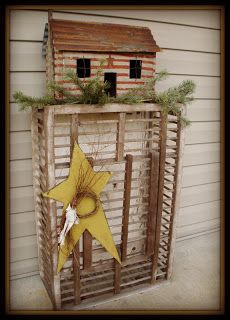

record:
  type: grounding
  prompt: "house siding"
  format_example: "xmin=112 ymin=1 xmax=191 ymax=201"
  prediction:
xmin=10 ymin=9 xmax=221 ymax=279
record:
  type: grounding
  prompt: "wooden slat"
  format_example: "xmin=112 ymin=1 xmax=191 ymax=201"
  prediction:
xmin=53 ymin=103 xmax=161 ymax=115
xmin=116 ymin=112 xmax=126 ymax=161
xmin=166 ymin=119 xmax=183 ymax=279
xmin=69 ymin=112 xmax=82 ymax=304
xmin=120 ymin=154 xmax=133 ymax=261
xmin=114 ymin=258 xmax=121 ymax=294
xmin=70 ymin=114 xmax=78 ymax=150
xmin=31 ymin=109 xmax=44 ymax=280
xmin=151 ymin=114 xmax=167 ymax=283
xmin=72 ymin=243 xmax=81 ymax=305
xmin=146 ymin=151 xmax=160 ymax=256
xmin=44 ymin=106 xmax=61 ymax=309
xmin=83 ymin=157 xmax=93 ymax=270
xmin=83 ymin=230 xmax=92 ymax=270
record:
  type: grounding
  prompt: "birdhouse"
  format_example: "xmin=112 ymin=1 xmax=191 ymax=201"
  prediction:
xmin=32 ymin=17 xmax=184 ymax=310
xmin=42 ymin=18 xmax=160 ymax=97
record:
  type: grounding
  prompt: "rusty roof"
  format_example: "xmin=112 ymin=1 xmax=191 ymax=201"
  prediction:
xmin=45 ymin=19 xmax=160 ymax=54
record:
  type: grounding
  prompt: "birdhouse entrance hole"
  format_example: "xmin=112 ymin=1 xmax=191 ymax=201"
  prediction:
xmin=104 ymin=73 xmax=117 ymax=97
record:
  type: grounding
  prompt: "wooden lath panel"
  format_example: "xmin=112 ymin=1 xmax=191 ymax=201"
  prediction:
xmin=58 ymin=113 xmax=162 ymax=299
xmin=32 ymin=104 xmax=183 ymax=308
xmin=53 ymin=110 xmax=162 ymax=304
xmin=153 ymin=115 xmax=182 ymax=281
xmin=31 ymin=108 xmax=57 ymax=307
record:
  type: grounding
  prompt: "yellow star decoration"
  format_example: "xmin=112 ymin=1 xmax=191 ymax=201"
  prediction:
xmin=43 ymin=143 xmax=121 ymax=273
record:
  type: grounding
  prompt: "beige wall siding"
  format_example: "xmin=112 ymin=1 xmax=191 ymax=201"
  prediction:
xmin=10 ymin=9 xmax=221 ymax=279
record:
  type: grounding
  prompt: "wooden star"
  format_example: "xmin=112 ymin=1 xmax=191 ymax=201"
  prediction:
xmin=43 ymin=143 xmax=121 ymax=273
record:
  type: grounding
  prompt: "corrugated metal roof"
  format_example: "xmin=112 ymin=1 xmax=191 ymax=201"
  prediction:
xmin=46 ymin=19 xmax=160 ymax=53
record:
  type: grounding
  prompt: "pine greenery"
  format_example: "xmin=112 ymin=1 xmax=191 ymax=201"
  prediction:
xmin=13 ymin=61 xmax=196 ymax=126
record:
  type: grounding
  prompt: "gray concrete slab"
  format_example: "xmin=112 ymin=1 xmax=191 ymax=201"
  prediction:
xmin=10 ymin=231 xmax=221 ymax=311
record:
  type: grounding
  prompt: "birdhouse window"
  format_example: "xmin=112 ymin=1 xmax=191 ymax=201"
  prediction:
xmin=77 ymin=58 xmax=91 ymax=78
xmin=130 ymin=60 xmax=142 ymax=79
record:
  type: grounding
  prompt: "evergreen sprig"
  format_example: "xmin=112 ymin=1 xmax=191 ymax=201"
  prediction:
xmin=13 ymin=64 xmax=195 ymax=126
xmin=13 ymin=91 xmax=57 ymax=110
xmin=154 ymin=79 xmax=195 ymax=127
xmin=64 ymin=59 xmax=110 ymax=105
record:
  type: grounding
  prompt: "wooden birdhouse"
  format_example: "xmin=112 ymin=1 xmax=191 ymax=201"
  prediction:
xmin=32 ymin=16 xmax=185 ymax=310
xmin=42 ymin=17 xmax=160 ymax=97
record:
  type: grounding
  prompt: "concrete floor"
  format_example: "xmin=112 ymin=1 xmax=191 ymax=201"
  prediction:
xmin=10 ymin=231 xmax=221 ymax=312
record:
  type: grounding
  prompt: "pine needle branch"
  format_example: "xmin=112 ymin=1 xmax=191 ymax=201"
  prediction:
xmin=13 ymin=65 xmax=195 ymax=126
xmin=13 ymin=91 xmax=57 ymax=110
xmin=47 ymin=81 xmax=78 ymax=101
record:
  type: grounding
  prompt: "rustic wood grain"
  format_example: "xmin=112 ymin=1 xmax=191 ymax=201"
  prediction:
xmin=73 ymin=243 xmax=81 ymax=305
xmin=49 ymin=19 xmax=160 ymax=53
xmin=151 ymin=114 xmax=167 ymax=284
xmin=146 ymin=151 xmax=160 ymax=257
xmin=31 ymin=104 xmax=185 ymax=308
xmin=31 ymin=109 xmax=44 ymax=279
xmin=70 ymin=114 xmax=78 ymax=153
xmin=120 ymin=154 xmax=133 ymax=261
xmin=166 ymin=109 xmax=186 ymax=279
xmin=116 ymin=112 xmax=126 ymax=162
xmin=69 ymin=112 xmax=82 ymax=304
xmin=83 ymin=230 xmax=93 ymax=270
xmin=114 ymin=255 xmax=122 ymax=294
xmin=82 ymin=156 xmax=94 ymax=270
xmin=44 ymin=106 xmax=61 ymax=309
xmin=53 ymin=104 xmax=161 ymax=115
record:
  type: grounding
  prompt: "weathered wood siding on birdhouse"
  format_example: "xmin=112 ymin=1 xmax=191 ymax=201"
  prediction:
xmin=10 ymin=9 xmax=221 ymax=280
xmin=54 ymin=52 xmax=156 ymax=95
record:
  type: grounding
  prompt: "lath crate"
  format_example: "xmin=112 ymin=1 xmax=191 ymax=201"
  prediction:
xmin=31 ymin=103 xmax=185 ymax=310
